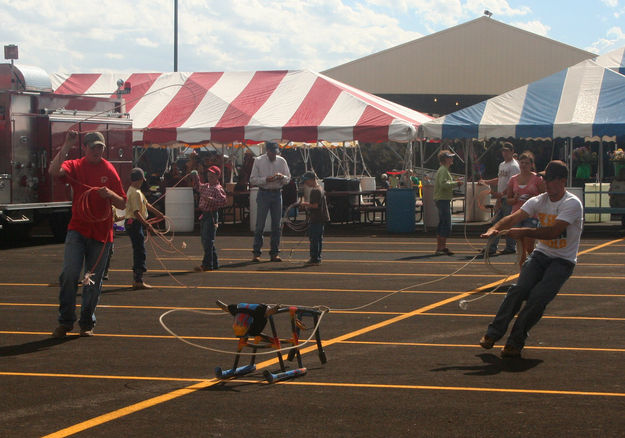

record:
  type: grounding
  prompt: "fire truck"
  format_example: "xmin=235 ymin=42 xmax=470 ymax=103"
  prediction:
xmin=0 ymin=63 xmax=133 ymax=241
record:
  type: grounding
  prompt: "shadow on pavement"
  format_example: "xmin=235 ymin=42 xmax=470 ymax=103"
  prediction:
xmin=397 ymin=254 xmax=442 ymax=261
xmin=0 ymin=336 xmax=77 ymax=357
xmin=430 ymin=353 xmax=543 ymax=376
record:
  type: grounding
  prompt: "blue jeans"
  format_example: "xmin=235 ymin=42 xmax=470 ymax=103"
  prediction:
xmin=125 ymin=219 xmax=146 ymax=282
xmin=435 ymin=199 xmax=452 ymax=237
xmin=58 ymin=230 xmax=111 ymax=331
xmin=308 ymin=222 xmax=324 ymax=262
xmin=200 ymin=211 xmax=219 ymax=269
xmin=489 ymin=199 xmax=516 ymax=252
xmin=486 ymin=251 xmax=575 ymax=350
xmin=253 ymin=190 xmax=282 ymax=257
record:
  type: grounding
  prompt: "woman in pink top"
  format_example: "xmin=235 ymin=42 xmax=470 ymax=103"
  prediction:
xmin=505 ymin=151 xmax=546 ymax=268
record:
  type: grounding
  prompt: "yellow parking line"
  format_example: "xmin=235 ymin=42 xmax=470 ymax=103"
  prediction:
xmin=40 ymin=276 xmax=505 ymax=438
xmin=37 ymin=238 xmax=625 ymax=437
xmin=2 ymin=284 xmax=625 ymax=298
xmin=5 ymin=371 xmax=624 ymax=398
xmin=0 ymin=371 xmax=203 ymax=382
xmin=2 ymin=334 xmax=623 ymax=353
xmin=19 ymin=269 xmax=624 ymax=279
xmin=272 ymin=380 xmax=625 ymax=397
xmin=341 ymin=340 xmax=625 ymax=353
xmin=155 ymin=257 xmax=625 ymax=267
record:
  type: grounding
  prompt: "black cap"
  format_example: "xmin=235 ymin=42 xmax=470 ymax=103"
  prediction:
xmin=300 ymin=171 xmax=316 ymax=182
xmin=540 ymin=160 xmax=568 ymax=181
xmin=265 ymin=142 xmax=280 ymax=152
xmin=130 ymin=167 xmax=145 ymax=182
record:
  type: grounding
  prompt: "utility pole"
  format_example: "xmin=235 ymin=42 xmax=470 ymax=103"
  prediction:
xmin=174 ymin=0 xmax=178 ymax=72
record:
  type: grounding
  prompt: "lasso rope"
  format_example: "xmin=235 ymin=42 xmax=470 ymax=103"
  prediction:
xmin=60 ymin=172 xmax=114 ymax=286
xmin=158 ymin=306 xmax=330 ymax=357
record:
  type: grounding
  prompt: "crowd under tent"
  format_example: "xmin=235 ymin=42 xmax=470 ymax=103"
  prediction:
xmin=421 ymin=59 xmax=625 ymax=184
xmin=418 ymin=59 xmax=625 ymax=223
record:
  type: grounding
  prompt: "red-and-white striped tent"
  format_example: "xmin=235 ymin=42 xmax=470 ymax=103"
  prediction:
xmin=50 ymin=70 xmax=431 ymax=146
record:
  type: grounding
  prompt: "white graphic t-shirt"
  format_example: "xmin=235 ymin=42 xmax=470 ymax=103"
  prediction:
xmin=521 ymin=191 xmax=584 ymax=263
xmin=497 ymin=159 xmax=520 ymax=193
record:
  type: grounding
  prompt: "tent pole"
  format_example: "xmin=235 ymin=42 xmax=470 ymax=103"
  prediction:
xmin=358 ymin=142 xmax=370 ymax=176
xmin=566 ymin=139 xmax=572 ymax=187
xmin=419 ymin=139 xmax=424 ymax=178
xmin=221 ymin=143 xmax=225 ymax=185
xmin=464 ymin=138 xmax=470 ymax=224
xmin=599 ymin=138 xmax=604 ymax=182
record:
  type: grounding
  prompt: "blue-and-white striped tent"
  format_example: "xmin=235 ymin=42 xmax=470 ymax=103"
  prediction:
xmin=421 ymin=60 xmax=625 ymax=139
xmin=596 ymin=46 xmax=625 ymax=75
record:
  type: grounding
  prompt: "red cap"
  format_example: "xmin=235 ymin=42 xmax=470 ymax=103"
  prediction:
xmin=207 ymin=165 xmax=221 ymax=178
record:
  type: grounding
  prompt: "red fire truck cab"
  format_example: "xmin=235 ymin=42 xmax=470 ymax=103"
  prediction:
xmin=0 ymin=63 xmax=133 ymax=241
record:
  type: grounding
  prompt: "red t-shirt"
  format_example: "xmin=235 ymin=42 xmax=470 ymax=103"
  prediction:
xmin=62 ymin=157 xmax=126 ymax=242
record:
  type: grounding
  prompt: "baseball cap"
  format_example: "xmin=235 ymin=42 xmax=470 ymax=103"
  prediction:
xmin=300 ymin=171 xmax=316 ymax=182
xmin=265 ymin=142 xmax=280 ymax=152
xmin=207 ymin=165 xmax=221 ymax=178
xmin=84 ymin=131 xmax=106 ymax=148
xmin=501 ymin=142 xmax=514 ymax=151
xmin=540 ymin=160 xmax=568 ymax=181
xmin=130 ymin=167 xmax=145 ymax=181
xmin=438 ymin=150 xmax=456 ymax=161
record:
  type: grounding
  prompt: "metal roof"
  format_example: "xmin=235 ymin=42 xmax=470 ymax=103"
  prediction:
xmin=322 ymin=17 xmax=595 ymax=97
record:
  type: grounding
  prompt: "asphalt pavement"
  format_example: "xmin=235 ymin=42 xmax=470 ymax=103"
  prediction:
xmin=1 ymin=225 xmax=624 ymax=437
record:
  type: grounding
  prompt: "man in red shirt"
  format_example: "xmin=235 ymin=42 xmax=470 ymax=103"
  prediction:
xmin=48 ymin=130 xmax=126 ymax=338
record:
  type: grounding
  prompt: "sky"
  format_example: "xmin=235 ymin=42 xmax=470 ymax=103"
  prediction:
xmin=1 ymin=0 xmax=624 ymax=75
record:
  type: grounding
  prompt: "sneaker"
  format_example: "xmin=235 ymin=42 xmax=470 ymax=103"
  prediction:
xmin=305 ymin=259 xmax=320 ymax=266
xmin=479 ymin=334 xmax=495 ymax=349
xmin=501 ymin=344 xmax=522 ymax=358
xmin=500 ymin=248 xmax=516 ymax=255
xmin=478 ymin=248 xmax=497 ymax=256
xmin=52 ymin=325 xmax=71 ymax=338
xmin=251 ymin=255 xmax=261 ymax=263
xmin=270 ymin=255 xmax=282 ymax=262
xmin=441 ymin=248 xmax=455 ymax=256
xmin=193 ymin=265 xmax=212 ymax=272
xmin=102 ymin=274 xmax=109 ymax=281
xmin=80 ymin=329 xmax=94 ymax=337
xmin=132 ymin=281 xmax=153 ymax=290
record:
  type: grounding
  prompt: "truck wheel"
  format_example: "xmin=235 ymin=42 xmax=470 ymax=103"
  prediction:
xmin=49 ymin=212 xmax=71 ymax=243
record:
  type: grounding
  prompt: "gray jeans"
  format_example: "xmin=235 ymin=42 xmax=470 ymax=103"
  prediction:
xmin=58 ymin=230 xmax=111 ymax=330
xmin=486 ymin=251 xmax=575 ymax=350
xmin=489 ymin=198 xmax=516 ymax=252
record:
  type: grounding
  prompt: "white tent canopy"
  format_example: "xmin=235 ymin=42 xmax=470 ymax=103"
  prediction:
xmin=51 ymin=70 xmax=432 ymax=145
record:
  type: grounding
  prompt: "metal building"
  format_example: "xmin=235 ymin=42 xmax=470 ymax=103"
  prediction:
xmin=322 ymin=16 xmax=595 ymax=116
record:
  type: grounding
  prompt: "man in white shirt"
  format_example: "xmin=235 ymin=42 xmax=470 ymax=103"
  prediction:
xmin=478 ymin=160 xmax=583 ymax=358
xmin=480 ymin=142 xmax=520 ymax=255
xmin=249 ymin=142 xmax=291 ymax=262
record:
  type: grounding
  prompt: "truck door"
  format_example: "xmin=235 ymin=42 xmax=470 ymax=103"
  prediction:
xmin=105 ymin=122 xmax=133 ymax=190
xmin=48 ymin=120 xmax=79 ymax=202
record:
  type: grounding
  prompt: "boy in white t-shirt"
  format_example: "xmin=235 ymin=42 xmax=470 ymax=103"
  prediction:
xmin=478 ymin=160 xmax=583 ymax=358
xmin=479 ymin=142 xmax=520 ymax=255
